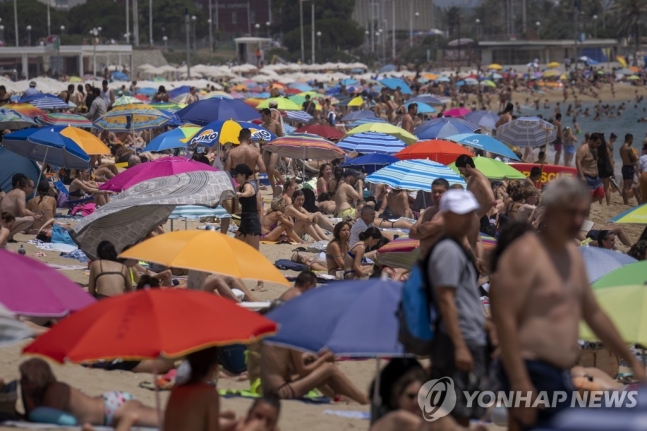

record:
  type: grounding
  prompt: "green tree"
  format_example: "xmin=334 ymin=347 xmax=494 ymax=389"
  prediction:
xmin=282 ymin=18 xmax=364 ymax=58
xmin=610 ymin=0 xmax=647 ymax=57
xmin=0 ymin=0 xmax=65 ymax=46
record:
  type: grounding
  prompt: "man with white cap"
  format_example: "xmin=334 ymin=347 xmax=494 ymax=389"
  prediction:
xmin=23 ymin=81 xmax=39 ymax=97
xmin=428 ymin=188 xmax=487 ymax=426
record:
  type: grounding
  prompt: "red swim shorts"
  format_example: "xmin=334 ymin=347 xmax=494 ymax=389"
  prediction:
xmin=591 ymin=185 xmax=605 ymax=199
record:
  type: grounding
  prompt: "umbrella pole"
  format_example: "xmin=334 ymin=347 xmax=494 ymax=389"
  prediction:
xmin=34 ymin=147 xmax=49 ymax=198
xmin=302 ymin=147 xmax=306 ymax=182
xmin=372 ymin=358 xmax=382 ymax=412
xmin=153 ymin=359 xmax=163 ymax=428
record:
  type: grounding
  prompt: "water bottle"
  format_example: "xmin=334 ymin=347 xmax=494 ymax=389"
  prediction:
xmin=18 ymin=245 xmax=26 ymax=256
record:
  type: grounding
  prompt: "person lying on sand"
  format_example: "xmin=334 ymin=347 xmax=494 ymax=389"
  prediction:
xmin=278 ymin=270 xmax=317 ymax=302
xmin=20 ymin=358 xmax=160 ymax=428
xmin=260 ymin=343 xmax=368 ymax=404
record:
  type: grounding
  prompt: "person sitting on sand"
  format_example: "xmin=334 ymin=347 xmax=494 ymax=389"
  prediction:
xmin=370 ymin=367 xmax=427 ymax=431
xmin=280 ymin=179 xmax=298 ymax=206
xmin=345 ymin=227 xmax=382 ymax=279
xmin=88 ymin=240 xmax=132 ymax=299
xmin=0 ymin=212 xmax=14 ymax=249
xmin=326 ymin=222 xmax=350 ymax=276
xmin=69 ymin=169 xmax=111 ymax=207
xmin=20 ymin=358 xmax=160 ymax=428
xmin=317 ymin=163 xmax=333 ymax=195
xmin=26 ymin=181 xmax=57 ymax=231
xmin=316 ymin=192 xmax=336 ymax=215
xmin=278 ymin=270 xmax=317 ymax=302
xmin=262 ymin=198 xmax=306 ymax=244
xmin=282 ymin=190 xmax=330 ymax=241
xmin=260 ymin=343 xmax=368 ymax=404
xmin=379 ymin=189 xmax=413 ymax=220
xmin=164 ymin=347 xmax=220 ymax=431
xmin=335 ymin=170 xmax=362 ymax=219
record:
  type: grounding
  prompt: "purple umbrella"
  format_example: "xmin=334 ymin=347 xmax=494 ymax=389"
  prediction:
xmin=0 ymin=250 xmax=95 ymax=317
xmin=100 ymin=156 xmax=218 ymax=192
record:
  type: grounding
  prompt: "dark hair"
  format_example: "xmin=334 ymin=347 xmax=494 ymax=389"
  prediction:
xmin=490 ymin=222 xmax=534 ymax=272
xmin=248 ymin=396 xmax=281 ymax=422
xmin=365 ymin=196 xmax=377 ymax=204
xmin=530 ymin=167 xmax=542 ymax=177
xmin=390 ymin=367 xmax=427 ymax=409
xmin=318 ymin=163 xmax=331 ymax=178
xmin=317 ymin=192 xmax=331 ymax=202
xmin=407 ymin=103 xmax=417 ymax=112
xmin=185 ymin=346 xmax=219 ymax=385
xmin=359 ymin=226 xmax=382 ymax=241
xmin=597 ymin=230 xmax=611 ymax=247
xmin=626 ymin=133 xmax=633 ymax=142
xmin=628 ymin=240 xmax=647 ymax=261
xmin=343 ymin=169 xmax=359 ymax=178
xmin=610 ymin=133 xmax=617 ymax=139
xmin=136 ymin=274 xmax=161 ymax=290
xmin=77 ymin=84 xmax=84 ymax=93
xmin=555 ymin=113 xmax=561 ymax=120
xmin=96 ymin=240 xmax=120 ymax=261
xmin=92 ymin=87 xmax=101 ymax=96
xmin=102 ymin=79 xmax=108 ymax=86
xmin=12 ymin=173 xmax=27 ymax=188
xmin=597 ymin=134 xmax=611 ymax=165
xmin=239 ymin=128 xmax=252 ymax=140
xmin=505 ymin=102 xmax=514 ymax=113
xmin=454 ymin=154 xmax=475 ymax=169
xmin=260 ymin=108 xmax=271 ymax=116
xmin=37 ymin=180 xmax=50 ymax=204
xmin=158 ymin=85 xmax=166 ymax=93
xmin=332 ymin=221 xmax=351 ymax=243
xmin=2 ymin=211 xmax=15 ymax=224
xmin=294 ymin=270 xmax=317 ymax=289
xmin=19 ymin=358 xmax=57 ymax=405
xmin=292 ymin=190 xmax=305 ymax=201
xmin=431 ymin=178 xmax=449 ymax=189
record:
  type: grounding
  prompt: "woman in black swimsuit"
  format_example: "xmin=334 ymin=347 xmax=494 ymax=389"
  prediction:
xmin=88 ymin=240 xmax=132 ymax=299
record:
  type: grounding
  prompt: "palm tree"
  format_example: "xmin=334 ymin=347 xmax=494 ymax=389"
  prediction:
xmin=611 ymin=0 xmax=647 ymax=60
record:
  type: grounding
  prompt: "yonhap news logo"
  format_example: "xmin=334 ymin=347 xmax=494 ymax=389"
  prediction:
xmin=418 ymin=377 xmax=457 ymax=422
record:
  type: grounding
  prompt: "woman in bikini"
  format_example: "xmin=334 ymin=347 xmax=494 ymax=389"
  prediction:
xmin=20 ymin=358 xmax=160 ymax=428
xmin=283 ymin=190 xmax=330 ymax=242
xmin=69 ymin=169 xmax=111 ymax=206
xmin=344 ymin=227 xmax=382 ymax=279
xmin=261 ymin=198 xmax=306 ymax=244
xmin=26 ymin=181 xmax=57 ymax=231
xmin=326 ymin=221 xmax=350 ymax=276
xmin=316 ymin=163 xmax=332 ymax=195
xmin=281 ymin=179 xmax=297 ymax=206
xmin=88 ymin=241 xmax=132 ymax=299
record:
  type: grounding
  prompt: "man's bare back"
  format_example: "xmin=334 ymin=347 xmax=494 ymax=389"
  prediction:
xmin=466 ymin=172 xmax=495 ymax=219
xmin=620 ymin=143 xmax=636 ymax=166
xmin=164 ymin=384 xmax=219 ymax=431
xmin=335 ymin=183 xmax=359 ymax=216
xmin=262 ymin=119 xmax=283 ymax=137
xmin=401 ymin=114 xmax=414 ymax=133
xmin=225 ymin=144 xmax=266 ymax=175
xmin=1 ymin=189 xmax=26 ymax=217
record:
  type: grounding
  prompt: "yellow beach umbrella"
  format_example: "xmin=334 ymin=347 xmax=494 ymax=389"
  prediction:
xmin=119 ymin=230 xmax=290 ymax=286
xmin=344 ymin=122 xmax=417 ymax=144
xmin=257 ymin=97 xmax=301 ymax=111
xmin=60 ymin=126 xmax=111 ymax=155
xmin=547 ymin=61 xmax=560 ymax=69
xmin=69 ymin=76 xmax=83 ymax=83
xmin=616 ymin=56 xmax=627 ymax=68
xmin=423 ymin=73 xmax=439 ymax=80
xmin=542 ymin=69 xmax=561 ymax=78
xmin=348 ymin=96 xmax=364 ymax=107
xmin=487 ymin=63 xmax=503 ymax=70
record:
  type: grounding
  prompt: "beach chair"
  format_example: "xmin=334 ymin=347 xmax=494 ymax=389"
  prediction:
xmin=52 ymin=180 xmax=94 ymax=212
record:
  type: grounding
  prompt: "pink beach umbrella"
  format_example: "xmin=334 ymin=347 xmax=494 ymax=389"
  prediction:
xmin=443 ymin=107 xmax=473 ymax=118
xmin=0 ymin=250 xmax=95 ymax=317
xmin=100 ymin=156 xmax=217 ymax=192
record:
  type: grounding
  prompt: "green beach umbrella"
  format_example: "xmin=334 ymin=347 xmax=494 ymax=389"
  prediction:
xmin=257 ymin=97 xmax=301 ymax=111
xmin=449 ymin=156 xmax=526 ymax=180
xmin=479 ymin=80 xmax=496 ymax=88
xmin=627 ymin=75 xmax=641 ymax=80
xmin=593 ymin=262 xmax=647 ymax=289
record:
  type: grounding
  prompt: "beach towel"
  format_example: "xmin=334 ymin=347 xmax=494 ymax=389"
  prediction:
xmin=322 ymin=410 xmax=370 ymax=420
xmin=70 ymin=203 xmax=96 ymax=217
xmin=274 ymin=259 xmax=307 ymax=272
xmin=51 ymin=226 xmax=76 ymax=246
xmin=59 ymin=249 xmax=89 ymax=263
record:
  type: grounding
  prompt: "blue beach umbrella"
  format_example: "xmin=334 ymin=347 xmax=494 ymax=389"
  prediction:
xmin=414 ymin=117 xmax=479 ymax=140
xmin=341 ymin=153 xmax=399 ymax=174
xmin=341 ymin=110 xmax=376 ymax=122
xmin=464 ymin=110 xmax=499 ymax=130
xmin=496 ymin=116 xmax=557 ymax=148
xmin=136 ymin=87 xmax=158 ymax=96
xmin=337 ymin=132 xmax=406 ymax=154
xmin=580 ymin=247 xmax=637 ymax=283
xmin=142 ymin=127 xmax=200 ymax=152
xmin=285 ymin=111 xmax=313 ymax=123
xmin=406 ymin=102 xmax=436 ymax=114
xmin=18 ymin=94 xmax=69 ymax=110
xmin=379 ymin=64 xmax=397 ymax=73
xmin=175 ymin=98 xmax=261 ymax=126
xmin=407 ymin=95 xmax=448 ymax=106
xmin=340 ymin=78 xmax=357 ymax=86
xmin=379 ymin=78 xmax=412 ymax=94
xmin=366 ymin=159 xmax=466 ymax=191
xmin=446 ymin=133 xmax=520 ymax=160
xmin=266 ymin=279 xmax=405 ymax=357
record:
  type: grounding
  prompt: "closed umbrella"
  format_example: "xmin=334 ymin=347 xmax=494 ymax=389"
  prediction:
xmin=414 ymin=117 xmax=479 ymax=140
xmin=496 ymin=116 xmax=557 ymax=148
xmin=142 ymin=126 xmax=200 ymax=152
xmin=394 ymin=139 xmax=472 ymax=165
xmin=366 ymin=159 xmax=466 ymax=191
xmin=0 ymin=249 xmax=94 ymax=317
xmin=446 ymin=133 xmax=520 ymax=160
xmin=0 ymin=107 xmax=36 ymax=129
xmin=337 ymin=132 xmax=406 ymax=154
xmin=175 ymin=98 xmax=261 ymax=126
xmin=345 ymin=122 xmax=417 ymax=144
xmin=448 ymin=156 xmax=526 ymax=180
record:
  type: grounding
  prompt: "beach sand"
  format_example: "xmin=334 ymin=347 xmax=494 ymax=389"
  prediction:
xmin=0 ymin=180 xmax=643 ymax=430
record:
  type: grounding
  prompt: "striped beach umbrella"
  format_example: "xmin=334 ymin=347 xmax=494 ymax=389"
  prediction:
xmin=19 ymin=94 xmax=69 ymax=110
xmin=337 ymin=132 xmax=406 ymax=154
xmin=414 ymin=117 xmax=479 ymax=140
xmin=150 ymin=102 xmax=186 ymax=112
xmin=365 ymin=159 xmax=466 ymax=191
xmin=113 ymin=95 xmax=144 ymax=106
xmin=285 ymin=110 xmax=313 ymax=123
xmin=496 ymin=116 xmax=556 ymax=148
xmin=263 ymin=133 xmax=345 ymax=160
xmin=38 ymin=113 xmax=93 ymax=128
xmin=6 ymin=103 xmax=46 ymax=118
xmin=344 ymin=122 xmax=417 ymax=145
xmin=0 ymin=108 xmax=36 ymax=129
xmin=94 ymin=104 xmax=171 ymax=132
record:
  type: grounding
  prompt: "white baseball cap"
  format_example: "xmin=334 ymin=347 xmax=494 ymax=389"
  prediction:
xmin=439 ymin=189 xmax=480 ymax=214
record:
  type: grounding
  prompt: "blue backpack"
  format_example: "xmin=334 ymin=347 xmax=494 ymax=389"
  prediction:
xmin=397 ymin=237 xmax=472 ymax=356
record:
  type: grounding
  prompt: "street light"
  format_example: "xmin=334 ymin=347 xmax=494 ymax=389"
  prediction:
xmin=535 ymin=21 xmax=540 ymax=39
xmin=475 ymin=18 xmax=481 ymax=39
xmin=266 ymin=21 xmax=271 ymax=38
xmin=60 ymin=25 xmax=65 ymax=33
xmin=207 ymin=18 xmax=212 ymax=52
xmin=255 ymin=22 xmax=260 ymax=37
xmin=316 ymin=30 xmax=321 ymax=52
xmin=90 ymin=27 xmax=101 ymax=75
xmin=409 ymin=9 xmax=419 ymax=47
xmin=593 ymin=14 xmax=598 ymax=38
xmin=0 ymin=25 xmax=4 ymax=43
xmin=191 ymin=15 xmax=196 ymax=51
xmin=26 ymin=25 xmax=32 ymax=46
xmin=163 ymin=35 xmax=168 ymax=52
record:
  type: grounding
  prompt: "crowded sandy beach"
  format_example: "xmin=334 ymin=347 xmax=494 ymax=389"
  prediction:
xmin=1 ymin=59 xmax=647 ymax=431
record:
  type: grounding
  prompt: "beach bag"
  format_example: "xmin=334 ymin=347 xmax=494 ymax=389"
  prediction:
xmin=397 ymin=237 xmax=469 ymax=356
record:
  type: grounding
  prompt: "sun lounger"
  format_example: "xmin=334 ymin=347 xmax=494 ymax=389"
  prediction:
xmin=52 ymin=180 xmax=93 ymax=212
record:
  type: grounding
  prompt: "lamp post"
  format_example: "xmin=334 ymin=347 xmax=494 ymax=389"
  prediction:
xmin=125 ymin=0 xmax=129 ymax=44
xmin=409 ymin=8 xmax=419 ymax=47
xmin=13 ymin=0 xmax=17 ymax=47
xmin=299 ymin=0 xmax=315 ymax=64
xmin=26 ymin=25 xmax=31 ymax=46
xmin=60 ymin=25 xmax=65 ymax=33
xmin=149 ymin=0 xmax=153 ymax=45
xmin=475 ymin=18 xmax=480 ymax=40
xmin=593 ymin=14 xmax=598 ymax=38
xmin=191 ymin=15 xmax=196 ymax=50
xmin=300 ymin=0 xmax=305 ymax=62
xmin=163 ymin=35 xmax=168 ymax=52
xmin=364 ymin=30 xmax=369 ymax=55
xmin=90 ymin=27 xmax=101 ymax=75
xmin=0 ymin=25 xmax=4 ymax=43
xmin=316 ymin=30 xmax=321 ymax=52
xmin=207 ymin=18 xmax=212 ymax=53
xmin=185 ymin=9 xmax=190 ymax=77
xmin=266 ymin=21 xmax=271 ymax=38
xmin=47 ymin=0 xmax=51 ymax=36
xmin=255 ymin=23 xmax=260 ymax=37
xmin=536 ymin=21 xmax=540 ymax=39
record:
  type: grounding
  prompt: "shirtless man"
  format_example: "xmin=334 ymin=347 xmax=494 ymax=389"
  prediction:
xmin=553 ymin=113 xmax=563 ymax=165
xmin=454 ymin=155 xmax=495 ymax=220
xmin=224 ymin=129 xmax=267 ymax=231
xmin=260 ymin=108 xmax=284 ymax=196
xmin=620 ymin=133 xmax=638 ymax=205
xmin=260 ymin=343 xmax=368 ymax=404
xmin=185 ymin=86 xmax=199 ymax=104
xmin=576 ymin=132 xmax=604 ymax=204
xmin=491 ymin=177 xmax=645 ymax=431
xmin=0 ymin=175 xmax=41 ymax=242
xmin=401 ymin=103 xmax=417 ymax=134
xmin=277 ymin=270 xmax=317 ymax=302
xmin=334 ymin=170 xmax=361 ymax=218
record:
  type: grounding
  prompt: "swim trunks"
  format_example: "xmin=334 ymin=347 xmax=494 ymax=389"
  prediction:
xmin=622 ymin=165 xmax=636 ymax=180
xmin=584 ymin=175 xmax=604 ymax=199
xmin=102 ymin=391 xmax=135 ymax=426
xmin=553 ymin=137 xmax=563 ymax=152
xmin=338 ymin=207 xmax=355 ymax=219
xmin=498 ymin=359 xmax=574 ymax=431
